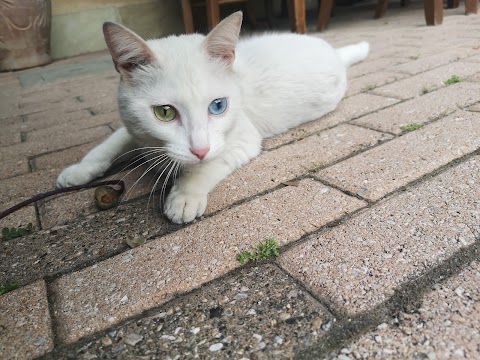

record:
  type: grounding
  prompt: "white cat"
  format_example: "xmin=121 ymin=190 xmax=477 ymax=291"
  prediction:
xmin=57 ymin=11 xmax=369 ymax=224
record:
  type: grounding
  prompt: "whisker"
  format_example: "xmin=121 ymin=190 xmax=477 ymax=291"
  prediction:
xmin=113 ymin=149 xmax=164 ymax=176
xmin=122 ymin=155 xmax=170 ymax=203
xmin=147 ymin=159 xmax=175 ymax=223
xmin=160 ymin=161 xmax=177 ymax=209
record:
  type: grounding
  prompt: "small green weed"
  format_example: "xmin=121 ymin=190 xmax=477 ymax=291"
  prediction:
xmin=444 ymin=75 xmax=462 ymax=85
xmin=2 ymin=223 xmax=33 ymax=240
xmin=236 ymin=238 xmax=280 ymax=264
xmin=0 ymin=282 xmax=18 ymax=296
xmin=400 ymin=123 xmax=423 ymax=131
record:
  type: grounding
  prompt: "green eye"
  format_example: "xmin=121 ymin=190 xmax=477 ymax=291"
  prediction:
xmin=153 ymin=105 xmax=176 ymax=122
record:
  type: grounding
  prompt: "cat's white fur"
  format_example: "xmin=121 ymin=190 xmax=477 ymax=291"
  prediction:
xmin=57 ymin=12 xmax=369 ymax=224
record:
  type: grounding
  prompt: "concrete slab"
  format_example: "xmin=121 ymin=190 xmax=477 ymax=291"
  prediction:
xmin=344 ymin=261 xmax=480 ymax=359
xmin=207 ymin=124 xmax=391 ymax=214
xmin=318 ymin=111 xmax=480 ymax=201
xmin=351 ymin=82 xmax=480 ymax=135
xmin=44 ymin=265 xmax=333 ymax=359
xmin=280 ymin=156 xmax=480 ymax=314
xmin=0 ymin=280 xmax=53 ymax=359
xmin=51 ymin=179 xmax=365 ymax=343
xmin=263 ymin=94 xmax=399 ymax=150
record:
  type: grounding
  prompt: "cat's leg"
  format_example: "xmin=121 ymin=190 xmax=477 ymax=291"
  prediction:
xmin=57 ymin=127 xmax=137 ymax=187
xmin=164 ymin=138 xmax=262 ymax=224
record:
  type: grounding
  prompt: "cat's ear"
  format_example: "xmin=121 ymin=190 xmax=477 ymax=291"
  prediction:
xmin=103 ymin=22 xmax=155 ymax=76
xmin=204 ymin=11 xmax=242 ymax=65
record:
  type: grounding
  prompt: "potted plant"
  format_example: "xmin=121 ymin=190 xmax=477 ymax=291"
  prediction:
xmin=0 ymin=0 xmax=52 ymax=71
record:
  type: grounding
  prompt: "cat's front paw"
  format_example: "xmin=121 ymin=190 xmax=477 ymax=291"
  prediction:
xmin=56 ymin=163 xmax=101 ymax=188
xmin=164 ymin=186 xmax=207 ymax=224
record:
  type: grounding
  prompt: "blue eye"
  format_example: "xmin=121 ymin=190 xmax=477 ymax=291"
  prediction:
xmin=208 ymin=98 xmax=227 ymax=115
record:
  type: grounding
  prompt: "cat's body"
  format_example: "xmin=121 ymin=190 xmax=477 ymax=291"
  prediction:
xmin=57 ymin=12 xmax=369 ymax=223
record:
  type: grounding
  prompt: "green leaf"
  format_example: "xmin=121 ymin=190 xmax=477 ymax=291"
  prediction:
xmin=2 ymin=228 xmax=9 ymax=237
xmin=26 ymin=223 xmax=33 ymax=231
xmin=0 ymin=282 xmax=18 ymax=296
xmin=17 ymin=228 xmax=28 ymax=236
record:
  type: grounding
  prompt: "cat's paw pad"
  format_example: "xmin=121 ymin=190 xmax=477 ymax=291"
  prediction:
xmin=56 ymin=163 xmax=99 ymax=188
xmin=164 ymin=188 xmax=207 ymax=224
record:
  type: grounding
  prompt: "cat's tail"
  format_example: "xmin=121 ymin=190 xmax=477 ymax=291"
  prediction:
xmin=336 ymin=41 xmax=369 ymax=67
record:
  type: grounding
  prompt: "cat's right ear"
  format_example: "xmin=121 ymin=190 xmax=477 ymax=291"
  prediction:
xmin=103 ymin=22 xmax=155 ymax=77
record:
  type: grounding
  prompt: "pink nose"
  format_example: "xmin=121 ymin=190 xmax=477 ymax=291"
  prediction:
xmin=190 ymin=146 xmax=210 ymax=160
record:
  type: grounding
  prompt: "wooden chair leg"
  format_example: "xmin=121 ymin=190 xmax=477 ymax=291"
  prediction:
xmin=447 ymin=0 xmax=460 ymax=8
xmin=245 ymin=0 xmax=257 ymax=28
xmin=424 ymin=0 xmax=443 ymax=25
xmin=317 ymin=0 xmax=333 ymax=31
xmin=288 ymin=0 xmax=306 ymax=33
xmin=265 ymin=0 xmax=274 ymax=28
xmin=181 ymin=0 xmax=195 ymax=33
xmin=206 ymin=0 xmax=221 ymax=31
xmin=465 ymin=0 xmax=478 ymax=14
xmin=374 ymin=0 xmax=389 ymax=19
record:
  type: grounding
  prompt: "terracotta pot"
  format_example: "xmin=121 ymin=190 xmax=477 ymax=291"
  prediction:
xmin=0 ymin=0 xmax=52 ymax=71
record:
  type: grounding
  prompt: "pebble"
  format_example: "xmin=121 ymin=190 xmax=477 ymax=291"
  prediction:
xmin=338 ymin=355 xmax=352 ymax=360
xmin=190 ymin=327 xmax=200 ymax=334
xmin=247 ymin=308 xmax=256 ymax=315
xmin=234 ymin=292 xmax=248 ymax=300
xmin=240 ymin=286 xmax=249 ymax=291
xmin=453 ymin=349 xmax=464 ymax=357
xmin=101 ymin=336 xmax=112 ymax=346
xmin=124 ymin=333 xmax=143 ymax=346
xmin=256 ymin=341 xmax=266 ymax=350
xmin=33 ymin=337 xmax=45 ymax=346
xmin=253 ymin=334 xmax=263 ymax=342
xmin=374 ymin=335 xmax=382 ymax=343
xmin=161 ymin=335 xmax=176 ymax=341
xmin=279 ymin=313 xmax=291 ymax=321
xmin=321 ymin=320 xmax=333 ymax=331
xmin=377 ymin=323 xmax=388 ymax=330
xmin=274 ymin=336 xmax=284 ymax=345
xmin=209 ymin=343 xmax=223 ymax=351
xmin=120 ymin=295 xmax=128 ymax=305
xmin=287 ymin=290 xmax=298 ymax=299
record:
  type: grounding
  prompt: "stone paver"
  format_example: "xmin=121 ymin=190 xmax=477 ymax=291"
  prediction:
xmin=1 ymin=4 xmax=480 ymax=360
xmin=318 ymin=110 xmax=480 ymax=201
xmin=0 ymin=125 xmax=112 ymax=180
xmin=346 ymin=71 xmax=408 ymax=97
xmin=343 ymin=261 xmax=480 ymax=359
xmin=51 ymin=179 xmax=365 ymax=343
xmin=371 ymin=61 xmax=480 ymax=100
xmin=207 ymin=124 xmax=390 ymax=213
xmin=0 ymin=197 xmax=177 ymax=287
xmin=352 ymin=81 xmax=480 ymax=134
xmin=0 ymin=280 xmax=53 ymax=359
xmin=45 ymin=264 xmax=333 ymax=359
xmin=280 ymin=156 xmax=480 ymax=314
xmin=263 ymin=94 xmax=398 ymax=150
xmin=389 ymin=47 xmax=480 ymax=75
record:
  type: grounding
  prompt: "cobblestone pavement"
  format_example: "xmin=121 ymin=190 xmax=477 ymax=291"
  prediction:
xmin=1 ymin=3 xmax=479 ymax=359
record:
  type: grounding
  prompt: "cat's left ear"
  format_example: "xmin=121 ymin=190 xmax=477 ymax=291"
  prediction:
xmin=103 ymin=22 xmax=155 ymax=76
xmin=204 ymin=11 xmax=242 ymax=65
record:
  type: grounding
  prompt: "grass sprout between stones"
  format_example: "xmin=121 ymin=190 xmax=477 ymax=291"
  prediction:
xmin=400 ymin=123 xmax=423 ymax=131
xmin=237 ymin=238 xmax=280 ymax=264
xmin=0 ymin=282 xmax=18 ymax=296
xmin=444 ymin=75 xmax=462 ymax=85
xmin=2 ymin=223 xmax=33 ymax=240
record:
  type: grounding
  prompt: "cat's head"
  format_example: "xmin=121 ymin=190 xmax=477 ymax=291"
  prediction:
xmin=103 ymin=12 xmax=243 ymax=165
